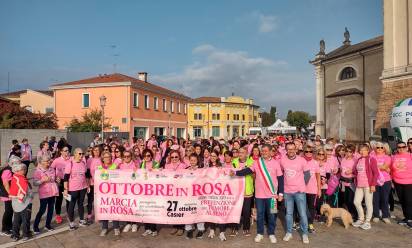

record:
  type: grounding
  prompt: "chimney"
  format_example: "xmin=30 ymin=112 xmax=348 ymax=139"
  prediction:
xmin=138 ymin=72 xmax=148 ymax=82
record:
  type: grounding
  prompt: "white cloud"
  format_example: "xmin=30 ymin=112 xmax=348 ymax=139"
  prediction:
xmin=152 ymin=45 xmax=315 ymax=117
xmin=258 ymin=14 xmax=278 ymax=33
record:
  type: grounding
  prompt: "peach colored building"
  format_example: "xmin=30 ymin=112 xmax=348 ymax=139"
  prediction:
xmin=50 ymin=73 xmax=190 ymax=139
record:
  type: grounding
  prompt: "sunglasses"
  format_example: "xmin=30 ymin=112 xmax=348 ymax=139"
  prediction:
xmin=144 ymin=154 xmax=152 ymax=158
xmin=171 ymin=156 xmax=179 ymax=159
xmin=77 ymin=153 xmax=84 ymax=155
xmin=124 ymin=155 xmax=132 ymax=158
xmin=376 ymin=147 xmax=384 ymax=149
xmin=318 ymin=153 xmax=325 ymax=156
xmin=326 ymin=149 xmax=333 ymax=151
xmin=408 ymin=142 xmax=412 ymax=144
xmin=115 ymin=150 xmax=120 ymax=153
xmin=304 ymin=151 xmax=313 ymax=153
xmin=398 ymin=146 xmax=407 ymax=149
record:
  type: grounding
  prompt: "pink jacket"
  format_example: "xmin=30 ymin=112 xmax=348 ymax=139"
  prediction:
xmin=33 ymin=167 xmax=58 ymax=199
xmin=353 ymin=156 xmax=379 ymax=187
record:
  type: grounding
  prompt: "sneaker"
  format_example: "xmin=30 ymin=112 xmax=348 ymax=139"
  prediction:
xmin=11 ymin=235 xmax=19 ymax=242
xmin=372 ymin=217 xmax=380 ymax=223
xmin=33 ymin=229 xmax=41 ymax=235
xmin=55 ymin=215 xmax=63 ymax=224
xmin=269 ymin=235 xmax=277 ymax=243
xmin=283 ymin=233 xmax=293 ymax=242
xmin=186 ymin=230 xmax=194 ymax=239
xmin=21 ymin=236 xmax=31 ymax=241
xmin=196 ymin=231 xmax=204 ymax=239
xmin=229 ymin=229 xmax=238 ymax=237
xmin=87 ymin=214 xmax=94 ymax=224
xmin=100 ymin=229 xmax=108 ymax=237
xmin=176 ymin=229 xmax=184 ymax=236
xmin=131 ymin=224 xmax=138 ymax=232
xmin=69 ymin=222 xmax=77 ymax=231
xmin=219 ymin=232 xmax=226 ymax=241
xmin=123 ymin=224 xmax=132 ymax=233
xmin=79 ymin=219 xmax=89 ymax=227
xmin=382 ymin=218 xmax=391 ymax=224
xmin=243 ymin=230 xmax=251 ymax=237
xmin=0 ymin=230 xmax=12 ymax=236
xmin=398 ymin=219 xmax=408 ymax=225
xmin=151 ymin=231 xmax=158 ymax=237
xmin=360 ymin=222 xmax=371 ymax=230
xmin=45 ymin=226 xmax=55 ymax=232
xmin=407 ymin=222 xmax=412 ymax=229
xmin=352 ymin=220 xmax=364 ymax=228
xmin=308 ymin=224 xmax=315 ymax=233
xmin=302 ymin=234 xmax=309 ymax=244
xmin=208 ymin=229 xmax=215 ymax=239
xmin=254 ymin=234 xmax=264 ymax=243
xmin=142 ymin=230 xmax=152 ymax=237
xmin=114 ymin=229 xmax=120 ymax=236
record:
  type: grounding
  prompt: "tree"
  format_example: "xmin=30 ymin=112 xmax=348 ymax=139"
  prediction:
xmin=261 ymin=106 xmax=277 ymax=127
xmin=0 ymin=102 xmax=58 ymax=129
xmin=68 ymin=109 xmax=111 ymax=132
xmin=286 ymin=110 xmax=312 ymax=133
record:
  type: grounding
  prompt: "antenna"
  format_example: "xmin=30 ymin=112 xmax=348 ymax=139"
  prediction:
xmin=109 ymin=44 xmax=119 ymax=73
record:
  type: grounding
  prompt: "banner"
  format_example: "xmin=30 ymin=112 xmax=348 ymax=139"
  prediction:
xmin=94 ymin=168 xmax=245 ymax=224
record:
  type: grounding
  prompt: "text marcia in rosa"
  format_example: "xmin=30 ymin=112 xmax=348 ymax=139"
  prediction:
xmin=98 ymin=182 xmax=234 ymax=197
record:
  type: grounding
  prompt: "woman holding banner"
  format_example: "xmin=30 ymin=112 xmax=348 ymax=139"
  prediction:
xmin=232 ymin=144 xmax=284 ymax=244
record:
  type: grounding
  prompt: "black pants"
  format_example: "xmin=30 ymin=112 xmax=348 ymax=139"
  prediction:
xmin=343 ymin=185 xmax=357 ymax=220
xmin=2 ymin=200 xmax=13 ymax=232
xmin=22 ymin=161 xmax=30 ymax=177
xmin=306 ymin=194 xmax=317 ymax=225
xmin=101 ymin=220 xmax=119 ymax=230
xmin=394 ymin=183 xmax=412 ymax=220
xmin=373 ymin=181 xmax=391 ymax=219
xmin=34 ymin=197 xmax=55 ymax=230
xmin=55 ymin=183 xmax=67 ymax=215
xmin=240 ymin=197 xmax=252 ymax=230
xmin=87 ymin=185 xmax=94 ymax=216
xmin=209 ymin=223 xmax=226 ymax=232
xmin=12 ymin=203 xmax=32 ymax=238
xmin=144 ymin=223 xmax=157 ymax=232
xmin=68 ymin=189 xmax=87 ymax=222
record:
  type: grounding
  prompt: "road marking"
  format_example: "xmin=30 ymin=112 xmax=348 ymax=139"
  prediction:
xmin=0 ymin=226 xmax=69 ymax=248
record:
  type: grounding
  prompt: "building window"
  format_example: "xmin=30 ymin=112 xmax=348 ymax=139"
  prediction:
xmin=253 ymin=116 xmax=257 ymax=122
xmin=82 ymin=93 xmax=90 ymax=108
xmin=371 ymin=118 xmax=377 ymax=136
xmin=163 ymin=99 xmax=167 ymax=112
xmin=193 ymin=126 xmax=202 ymax=138
xmin=233 ymin=114 xmax=240 ymax=121
xmin=227 ymin=125 xmax=230 ymax=137
xmin=112 ymin=126 xmax=120 ymax=132
xmin=242 ymin=114 xmax=245 ymax=121
xmin=212 ymin=113 xmax=220 ymax=120
xmin=144 ymin=95 xmax=149 ymax=109
xmin=339 ymin=67 xmax=356 ymax=80
xmin=227 ymin=114 xmax=230 ymax=120
xmin=183 ymin=104 xmax=187 ymax=114
xmin=45 ymin=107 xmax=54 ymax=113
xmin=177 ymin=128 xmax=185 ymax=138
xmin=170 ymin=100 xmax=174 ymax=113
xmin=241 ymin=125 xmax=245 ymax=136
xmin=194 ymin=113 xmax=202 ymax=120
xmin=154 ymin=97 xmax=158 ymax=110
xmin=133 ymin=92 xmax=139 ymax=107
xmin=178 ymin=102 xmax=181 ymax=113
xmin=212 ymin=126 xmax=220 ymax=137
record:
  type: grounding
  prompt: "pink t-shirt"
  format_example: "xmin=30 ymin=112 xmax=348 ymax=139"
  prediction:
xmin=305 ymin=159 xmax=320 ymax=194
xmin=113 ymin=158 xmax=122 ymax=166
xmin=224 ymin=162 xmax=234 ymax=168
xmin=375 ymin=154 xmax=392 ymax=182
xmin=119 ymin=161 xmax=137 ymax=170
xmin=327 ymin=156 xmax=339 ymax=173
xmin=147 ymin=140 xmax=158 ymax=149
xmin=164 ymin=162 xmax=187 ymax=170
xmin=86 ymin=157 xmax=101 ymax=184
xmin=250 ymin=158 xmax=283 ymax=199
xmin=33 ymin=167 xmax=58 ymax=199
xmin=1 ymin=168 xmax=12 ymax=202
xmin=154 ymin=152 xmax=162 ymax=163
xmin=65 ymin=160 xmax=88 ymax=191
xmin=280 ymin=156 xmax=308 ymax=194
xmin=391 ymin=153 xmax=412 ymax=184
xmin=340 ymin=157 xmax=356 ymax=186
xmin=51 ymin=156 xmax=71 ymax=180
xmin=356 ymin=158 xmax=369 ymax=188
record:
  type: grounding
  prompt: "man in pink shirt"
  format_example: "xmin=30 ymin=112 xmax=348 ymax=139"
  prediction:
xmin=233 ymin=144 xmax=284 ymax=244
xmin=280 ymin=142 xmax=310 ymax=244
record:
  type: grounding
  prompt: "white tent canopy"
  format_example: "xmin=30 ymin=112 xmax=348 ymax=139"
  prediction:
xmin=267 ymin=119 xmax=297 ymax=134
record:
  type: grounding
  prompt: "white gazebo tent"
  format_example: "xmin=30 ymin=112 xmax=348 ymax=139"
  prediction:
xmin=267 ymin=119 xmax=297 ymax=134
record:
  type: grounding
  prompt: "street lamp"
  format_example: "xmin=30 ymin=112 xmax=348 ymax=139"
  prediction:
xmin=338 ymin=99 xmax=343 ymax=143
xmin=100 ymin=95 xmax=107 ymax=142
xmin=260 ymin=107 xmax=265 ymax=136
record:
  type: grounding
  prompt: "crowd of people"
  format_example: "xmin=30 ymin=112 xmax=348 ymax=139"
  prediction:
xmin=1 ymin=134 xmax=411 ymax=244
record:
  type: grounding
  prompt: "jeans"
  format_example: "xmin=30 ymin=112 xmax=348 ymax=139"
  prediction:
xmin=285 ymin=192 xmax=308 ymax=235
xmin=12 ymin=203 xmax=32 ymax=238
xmin=394 ymin=183 xmax=412 ymax=220
xmin=2 ymin=200 xmax=13 ymax=232
xmin=33 ymin=197 xmax=55 ymax=230
xmin=68 ymin=188 xmax=87 ymax=222
xmin=101 ymin=220 xmax=119 ymax=230
xmin=255 ymin=198 xmax=277 ymax=235
xmin=373 ymin=181 xmax=391 ymax=219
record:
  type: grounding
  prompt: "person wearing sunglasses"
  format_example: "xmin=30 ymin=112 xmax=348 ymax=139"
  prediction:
xmin=140 ymin=149 xmax=159 ymax=237
xmin=50 ymin=146 xmax=71 ymax=224
xmin=151 ymin=145 xmax=162 ymax=163
xmin=339 ymin=144 xmax=358 ymax=220
xmin=372 ymin=142 xmax=392 ymax=224
xmin=33 ymin=155 xmax=58 ymax=234
xmin=85 ymin=145 xmax=102 ymax=224
xmin=391 ymin=141 xmax=412 ymax=228
xmin=112 ymin=146 xmax=124 ymax=166
xmin=64 ymin=148 xmax=91 ymax=231
xmin=97 ymin=151 xmax=119 ymax=236
xmin=315 ymin=147 xmax=329 ymax=205
xmin=352 ymin=144 xmax=379 ymax=230
xmin=303 ymin=145 xmax=320 ymax=233
xmin=132 ymin=145 xmax=142 ymax=166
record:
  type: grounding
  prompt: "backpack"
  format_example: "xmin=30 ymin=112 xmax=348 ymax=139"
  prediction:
xmin=0 ymin=166 xmax=12 ymax=197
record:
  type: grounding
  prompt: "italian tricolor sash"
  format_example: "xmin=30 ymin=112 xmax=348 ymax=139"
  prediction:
xmin=257 ymin=157 xmax=278 ymax=211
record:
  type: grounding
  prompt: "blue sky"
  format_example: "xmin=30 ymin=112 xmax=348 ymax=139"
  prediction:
xmin=0 ymin=0 xmax=382 ymax=117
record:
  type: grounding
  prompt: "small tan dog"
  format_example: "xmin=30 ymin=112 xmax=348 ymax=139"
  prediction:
xmin=320 ymin=204 xmax=353 ymax=229
xmin=251 ymin=208 xmax=257 ymax=225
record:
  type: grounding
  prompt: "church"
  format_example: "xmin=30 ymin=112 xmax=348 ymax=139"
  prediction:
xmin=311 ymin=0 xmax=412 ymax=142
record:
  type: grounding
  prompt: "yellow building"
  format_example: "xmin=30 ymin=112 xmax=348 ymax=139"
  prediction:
xmin=188 ymin=96 xmax=261 ymax=139
xmin=0 ymin=89 xmax=54 ymax=113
